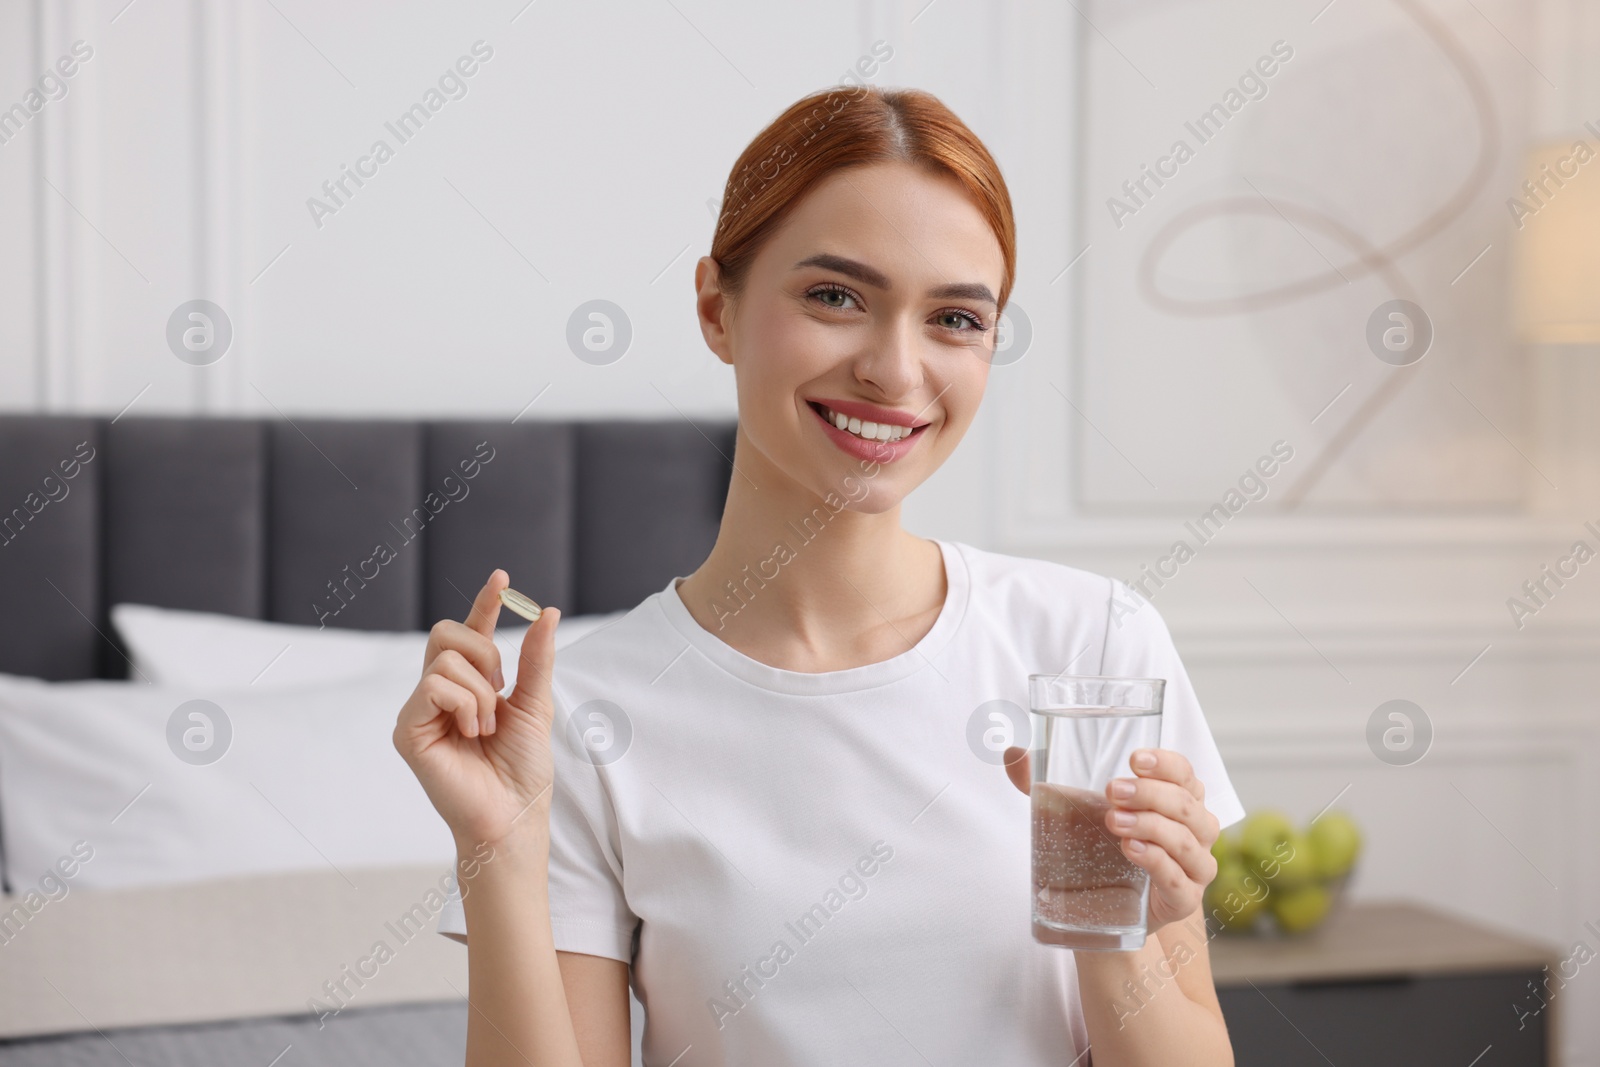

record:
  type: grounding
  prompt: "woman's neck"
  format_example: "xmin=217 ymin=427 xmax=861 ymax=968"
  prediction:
xmin=673 ymin=439 xmax=947 ymax=673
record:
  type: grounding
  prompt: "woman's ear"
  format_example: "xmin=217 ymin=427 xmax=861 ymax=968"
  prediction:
xmin=694 ymin=256 xmax=735 ymax=367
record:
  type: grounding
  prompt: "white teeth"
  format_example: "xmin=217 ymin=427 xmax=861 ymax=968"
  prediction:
xmin=821 ymin=406 xmax=913 ymax=442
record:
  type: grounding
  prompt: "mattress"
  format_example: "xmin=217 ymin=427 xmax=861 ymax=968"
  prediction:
xmin=0 ymin=865 xmax=468 ymax=1051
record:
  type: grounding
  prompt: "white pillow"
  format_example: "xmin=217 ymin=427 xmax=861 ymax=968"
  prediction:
xmin=0 ymin=670 xmax=454 ymax=890
xmin=110 ymin=602 xmax=626 ymax=690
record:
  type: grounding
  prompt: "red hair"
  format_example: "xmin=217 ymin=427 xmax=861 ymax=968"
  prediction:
xmin=710 ymin=85 xmax=1017 ymax=312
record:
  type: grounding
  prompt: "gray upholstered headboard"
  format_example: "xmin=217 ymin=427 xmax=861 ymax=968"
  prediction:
xmin=0 ymin=415 xmax=737 ymax=682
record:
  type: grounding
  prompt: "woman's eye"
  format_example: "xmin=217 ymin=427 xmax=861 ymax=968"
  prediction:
xmin=936 ymin=309 xmax=985 ymax=332
xmin=810 ymin=286 xmax=857 ymax=310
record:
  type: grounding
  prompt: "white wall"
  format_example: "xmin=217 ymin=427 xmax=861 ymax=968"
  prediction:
xmin=3 ymin=0 xmax=1600 ymax=1060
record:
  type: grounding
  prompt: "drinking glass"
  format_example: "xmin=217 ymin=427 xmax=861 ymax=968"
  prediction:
xmin=1027 ymin=674 xmax=1165 ymax=951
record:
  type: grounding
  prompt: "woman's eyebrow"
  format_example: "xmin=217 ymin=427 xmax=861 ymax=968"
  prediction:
xmin=793 ymin=253 xmax=996 ymax=305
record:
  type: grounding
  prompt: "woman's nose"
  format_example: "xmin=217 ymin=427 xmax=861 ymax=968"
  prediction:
xmin=855 ymin=316 xmax=923 ymax=396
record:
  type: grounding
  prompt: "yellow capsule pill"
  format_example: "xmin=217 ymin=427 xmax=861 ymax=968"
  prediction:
xmin=498 ymin=587 xmax=543 ymax=622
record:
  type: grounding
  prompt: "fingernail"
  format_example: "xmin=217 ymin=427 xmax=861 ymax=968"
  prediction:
xmin=493 ymin=667 xmax=505 ymax=690
xmin=1134 ymin=750 xmax=1157 ymax=769
xmin=1110 ymin=779 xmax=1135 ymax=799
xmin=1113 ymin=811 xmax=1136 ymax=829
xmin=485 ymin=713 xmax=495 ymax=734
xmin=1127 ymin=839 xmax=1147 ymax=852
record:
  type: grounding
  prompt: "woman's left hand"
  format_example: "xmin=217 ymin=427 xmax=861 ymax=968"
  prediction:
xmin=1003 ymin=745 xmax=1220 ymax=934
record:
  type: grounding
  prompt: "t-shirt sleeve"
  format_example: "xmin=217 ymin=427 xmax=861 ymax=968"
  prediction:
xmin=1101 ymin=578 xmax=1247 ymax=830
xmin=436 ymin=682 xmax=641 ymax=961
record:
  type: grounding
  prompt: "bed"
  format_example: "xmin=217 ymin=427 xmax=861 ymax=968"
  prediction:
xmin=0 ymin=412 xmax=736 ymax=1064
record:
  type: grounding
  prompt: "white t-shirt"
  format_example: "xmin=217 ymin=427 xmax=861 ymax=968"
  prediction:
xmin=437 ymin=538 xmax=1245 ymax=1066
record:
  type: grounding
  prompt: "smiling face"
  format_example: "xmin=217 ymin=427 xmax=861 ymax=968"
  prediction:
xmin=696 ymin=160 xmax=1006 ymax=513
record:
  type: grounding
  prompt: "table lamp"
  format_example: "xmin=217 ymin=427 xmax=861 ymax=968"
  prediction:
xmin=1511 ymin=139 xmax=1600 ymax=510
xmin=1513 ymin=140 xmax=1600 ymax=344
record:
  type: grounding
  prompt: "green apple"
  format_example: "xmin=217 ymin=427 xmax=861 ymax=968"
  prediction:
xmin=1307 ymin=811 xmax=1362 ymax=879
xmin=1205 ymin=860 xmax=1267 ymax=932
xmin=1239 ymin=810 xmax=1295 ymax=870
xmin=1248 ymin=830 xmax=1317 ymax=892
xmin=1271 ymin=883 xmax=1332 ymax=934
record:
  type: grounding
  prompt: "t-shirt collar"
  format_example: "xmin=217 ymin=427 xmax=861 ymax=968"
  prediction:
xmin=655 ymin=538 xmax=970 ymax=696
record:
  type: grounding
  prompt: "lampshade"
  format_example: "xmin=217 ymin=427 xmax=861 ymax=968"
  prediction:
xmin=1512 ymin=139 xmax=1600 ymax=344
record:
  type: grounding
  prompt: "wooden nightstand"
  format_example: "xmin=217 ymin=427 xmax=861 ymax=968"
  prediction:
xmin=1209 ymin=900 xmax=1561 ymax=1066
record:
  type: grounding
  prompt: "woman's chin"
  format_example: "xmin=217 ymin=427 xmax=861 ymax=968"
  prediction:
xmin=812 ymin=477 xmax=908 ymax=515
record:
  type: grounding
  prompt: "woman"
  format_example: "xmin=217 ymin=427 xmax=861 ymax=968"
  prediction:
xmin=395 ymin=85 xmax=1244 ymax=1066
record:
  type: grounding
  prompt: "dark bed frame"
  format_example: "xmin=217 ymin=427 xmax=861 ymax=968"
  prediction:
xmin=0 ymin=414 xmax=737 ymax=682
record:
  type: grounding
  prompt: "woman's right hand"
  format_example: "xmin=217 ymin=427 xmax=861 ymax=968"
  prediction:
xmin=393 ymin=569 xmax=563 ymax=848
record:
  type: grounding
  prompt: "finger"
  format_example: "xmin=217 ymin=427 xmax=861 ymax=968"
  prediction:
xmin=465 ymin=569 xmax=509 ymax=640
xmin=1123 ymin=839 xmax=1198 ymax=904
xmin=426 ymin=618 xmax=504 ymax=691
xmin=1113 ymin=777 xmax=1217 ymax=852
xmin=505 ymin=603 xmax=561 ymax=715
xmin=1106 ymin=806 xmax=1217 ymax=886
xmin=395 ymin=680 xmax=451 ymax=740
xmin=428 ymin=648 xmax=501 ymax=735
xmin=1002 ymin=747 xmax=1030 ymax=796
xmin=1130 ymin=747 xmax=1203 ymax=801
xmin=1107 ymin=774 xmax=1211 ymax=839
xmin=409 ymin=670 xmax=484 ymax=740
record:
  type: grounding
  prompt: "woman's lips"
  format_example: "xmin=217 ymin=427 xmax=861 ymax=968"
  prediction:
xmin=807 ymin=401 xmax=927 ymax=463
